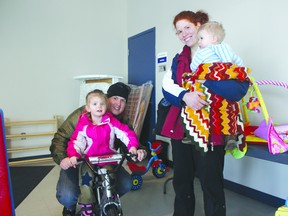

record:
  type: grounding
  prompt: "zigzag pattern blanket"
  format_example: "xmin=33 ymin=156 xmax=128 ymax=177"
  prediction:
xmin=181 ymin=62 xmax=250 ymax=155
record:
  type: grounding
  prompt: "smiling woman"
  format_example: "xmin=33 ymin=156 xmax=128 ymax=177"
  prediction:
xmin=161 ymin=10 xmax=250 ymax=216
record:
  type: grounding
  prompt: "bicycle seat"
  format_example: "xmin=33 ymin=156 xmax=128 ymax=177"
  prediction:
xmin=127 ymin=161 xmax=146 ymax=175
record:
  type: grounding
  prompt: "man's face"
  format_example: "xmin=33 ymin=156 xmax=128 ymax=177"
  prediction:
xmin=107 ymin=96 xmax=126 ymax=117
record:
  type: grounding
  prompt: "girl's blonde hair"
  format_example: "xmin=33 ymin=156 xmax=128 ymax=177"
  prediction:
xmin=85 ymin=89 xmax=107 ymax=105
xmin=198 ymin=21 xmax=225 ymax=43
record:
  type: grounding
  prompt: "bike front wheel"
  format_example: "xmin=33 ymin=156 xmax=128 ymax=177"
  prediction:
xmin=104 ymin=204 xmax=121 ymax=216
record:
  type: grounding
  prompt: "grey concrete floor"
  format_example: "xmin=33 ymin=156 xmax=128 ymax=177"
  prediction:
xmin=121 ymin=168 xmax=277 ymax=216
xmin=15 ymin=163 xmax=278 ymax=216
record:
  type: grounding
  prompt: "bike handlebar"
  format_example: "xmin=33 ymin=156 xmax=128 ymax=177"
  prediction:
xmin=77 ymin=153 xmax=137 ymax=174
xmin=77 ymin=153 xmax=137 ymax=165
xmin=147 ymin=141 xmax=162 ymax=153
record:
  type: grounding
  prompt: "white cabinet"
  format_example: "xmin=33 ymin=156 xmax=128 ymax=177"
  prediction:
xmin=74 ymin=75 xmax=123 ymax=106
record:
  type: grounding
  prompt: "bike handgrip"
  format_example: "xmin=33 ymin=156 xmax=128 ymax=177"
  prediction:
xmin=128 ymin=153 xmax=137 ymax=157
xmin=76 ymin=158 xmax=85 ymax=163
xmin=126 ymin=153 xmax=138 ymax=162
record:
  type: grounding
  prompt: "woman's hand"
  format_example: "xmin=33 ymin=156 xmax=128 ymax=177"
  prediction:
xmin=182 ymin=91 xmax=208 ymax=110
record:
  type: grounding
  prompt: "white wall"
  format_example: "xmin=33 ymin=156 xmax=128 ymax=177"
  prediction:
xmin=1 ymin=1 xmax=288 ymax=131
xmin=0 ymin=0 xmax=127 ymax=121
xmin=127 ymin=0 xmax=288 ymax=125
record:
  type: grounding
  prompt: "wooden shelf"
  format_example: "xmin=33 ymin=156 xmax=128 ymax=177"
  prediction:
xmin=7 ymin=145 xmax=49 ymax=153
xmin=5 ymin=116 xmax=59 ymax=166
xmin=6 ymin=132 xmax=55 ymax=140
xmin=5 ymin=119 xmax=57 ymax=127
xmin=9 ymin=157 xmax=53 ymax=166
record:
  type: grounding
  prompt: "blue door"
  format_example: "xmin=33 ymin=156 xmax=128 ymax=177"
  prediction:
xmin=128 ymin=27 xmax=156 ymax=143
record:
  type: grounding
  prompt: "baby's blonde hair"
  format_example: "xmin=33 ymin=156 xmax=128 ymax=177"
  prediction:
xmin=198 ymin=21 xmax=225 ymax=43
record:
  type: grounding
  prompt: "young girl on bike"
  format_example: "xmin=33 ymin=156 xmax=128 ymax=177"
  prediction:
xmin=66 ymin=89 xmax=139 ymax=216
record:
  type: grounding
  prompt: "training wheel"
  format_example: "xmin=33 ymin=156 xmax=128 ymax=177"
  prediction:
xmin=131 ymin=174 xmax=143 ymax=191
xmin=152 ymin=164 xmax=167 ymax=178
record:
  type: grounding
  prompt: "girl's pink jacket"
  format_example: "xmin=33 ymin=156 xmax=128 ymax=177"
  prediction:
xmin=67 ymin=112 xmax=139 ymax=158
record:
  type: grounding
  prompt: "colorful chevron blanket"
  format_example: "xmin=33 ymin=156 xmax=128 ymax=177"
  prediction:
xmin=181 ymin=62 xmax=250 ymax=157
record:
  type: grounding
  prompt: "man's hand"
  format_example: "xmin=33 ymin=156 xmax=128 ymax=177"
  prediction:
xmin=60 ymin=157 xmax=78 ymax=170
xmin=70 ymin=156 xmax=78 ymax=168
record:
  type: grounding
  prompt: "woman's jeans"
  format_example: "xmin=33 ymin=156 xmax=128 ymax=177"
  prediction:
xmin=56 ymin=166 xmax=132 ymax=210
xmin=172 ymin=139 xmax=226 ymax=216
